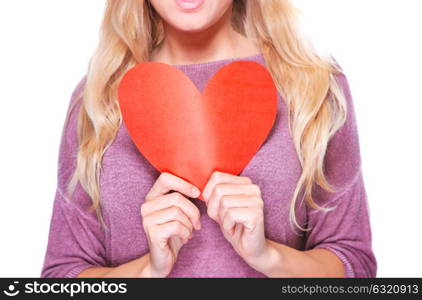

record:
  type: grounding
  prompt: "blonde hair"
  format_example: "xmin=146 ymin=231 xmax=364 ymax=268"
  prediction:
xmin=67 ymin=0 xmax=347 ymax=231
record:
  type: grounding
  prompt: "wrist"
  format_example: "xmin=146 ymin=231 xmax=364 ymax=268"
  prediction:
xmin=138 ymin=253 xmax=170 ymax=278
xmin=247 ymin=239 xmax=284 ymax=277
xmin=135 ymin=253 xmax=161 ymax=278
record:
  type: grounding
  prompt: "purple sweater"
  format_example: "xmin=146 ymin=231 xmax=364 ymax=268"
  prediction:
xmin=41 ymin=53 xmax=377 ymax=278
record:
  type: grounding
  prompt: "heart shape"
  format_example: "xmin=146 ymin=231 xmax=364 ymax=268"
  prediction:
xmin=118 ymin=60 xmax=278 ymax=197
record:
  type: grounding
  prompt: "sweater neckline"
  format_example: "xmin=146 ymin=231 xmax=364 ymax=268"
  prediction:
xmin=170 ymin=52 xmax=265 ymax=70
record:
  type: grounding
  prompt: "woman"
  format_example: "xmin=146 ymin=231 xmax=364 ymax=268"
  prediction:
xmin=41 ymin=0 xmax=377 ymax=277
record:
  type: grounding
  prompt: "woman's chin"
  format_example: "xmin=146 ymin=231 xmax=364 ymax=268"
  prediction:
xmin=169 ymin=20 xmax=213 ymax=33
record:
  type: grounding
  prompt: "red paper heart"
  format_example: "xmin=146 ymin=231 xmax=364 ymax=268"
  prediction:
xmin=118 ymin=61 xmax=278 ymax=198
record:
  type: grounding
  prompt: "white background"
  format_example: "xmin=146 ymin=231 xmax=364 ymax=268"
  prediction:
xmin=0 ymin=0 xmax=421 ymax=277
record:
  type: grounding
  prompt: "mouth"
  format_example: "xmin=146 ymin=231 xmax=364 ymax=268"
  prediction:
xmin=175 ymin=0 xmax=205 ymax=12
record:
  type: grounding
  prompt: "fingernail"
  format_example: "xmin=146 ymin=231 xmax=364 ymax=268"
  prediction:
xmin=191 ymin=187 xmax=200 ymax=197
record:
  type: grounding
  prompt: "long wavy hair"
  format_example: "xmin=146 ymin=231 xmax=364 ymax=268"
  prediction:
xmin=67 ymin=0 xmax=347 ymax=231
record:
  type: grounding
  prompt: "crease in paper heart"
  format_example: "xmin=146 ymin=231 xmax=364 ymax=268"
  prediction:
xmin=118 ymin=60 xmax=278 ymax=195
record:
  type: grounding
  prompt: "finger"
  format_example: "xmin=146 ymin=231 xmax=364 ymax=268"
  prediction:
xmin=146 ymin=172 xmax=200 ymax=201
xmin=232 ymin=223 xmax=243 ymax=241
xmin=218 ymin=194 xmax=263 ymax=225
xmin=202 ymin=171 xmax=252 ymax=202
xmin=206 ymin=183 xmax=258 ymax=222
xmin=168 ymin=236 xmax=185 ymax=253
xmin=221 ymin=207 xmax=258 ymax=236
xmin=141 ymin=192 xmax=201 ymax=230
xmin=144 ymin=206 xmax=194 ymax=233
xmin=150 ymin=221 xmax=192 ymax=247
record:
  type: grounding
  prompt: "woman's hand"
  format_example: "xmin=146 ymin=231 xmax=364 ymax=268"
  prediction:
xmin=201 ymin=171 xmax=270 ymax=269
xmin=141 ymin=172 xmax=201 ymax=277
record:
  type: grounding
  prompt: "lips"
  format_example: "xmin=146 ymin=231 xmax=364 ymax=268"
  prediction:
xmin=175 ymin=0 xmax=205 ymax=11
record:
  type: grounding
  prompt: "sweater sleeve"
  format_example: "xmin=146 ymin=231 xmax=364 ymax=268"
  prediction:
xmin=40 ymin=78 xmax=108 ymax=278
xmin=303 ymin=72 xmax=377 ymax=278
